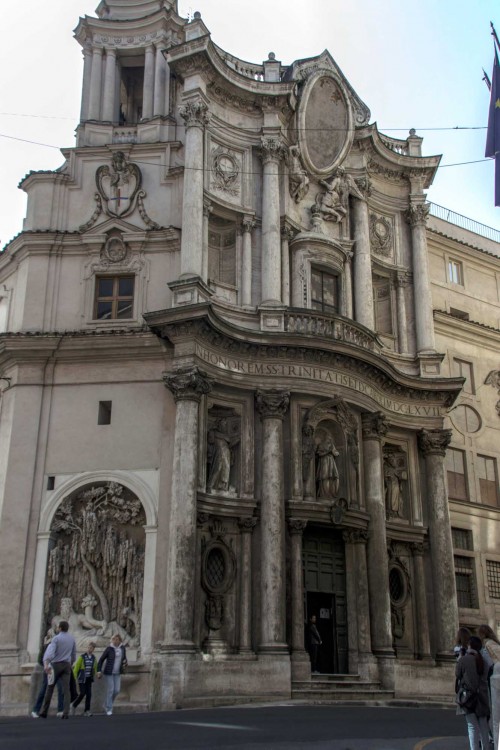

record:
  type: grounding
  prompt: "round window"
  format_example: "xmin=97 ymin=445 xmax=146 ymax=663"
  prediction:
xmin=389 ymin=567 xmax=406 ymax=605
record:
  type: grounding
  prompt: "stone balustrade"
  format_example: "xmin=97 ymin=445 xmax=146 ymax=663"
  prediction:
xmin=285 ymin=310 xmax=381 ymax=353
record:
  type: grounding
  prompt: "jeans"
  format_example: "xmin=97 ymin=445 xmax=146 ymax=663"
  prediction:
xmin=104 ymin=674 xmax=121 ymax=713
xmin=465 ymin=713 xmax=490 ymax=750
xmin=33 ymin=672 xmax=64 ymax=714
xmin=39 ymin=662 xmax=71 ymax=717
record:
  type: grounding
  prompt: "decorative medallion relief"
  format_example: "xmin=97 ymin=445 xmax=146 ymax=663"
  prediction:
xmin=200 ymin=520 xmax=236 ymax=637
xmin=388 ymin=544 xmax=411 ymax=643
xmin=369 ymin=213 xmax=394 ymax=259
xmin=101 ymin=234 xmax=129 ymax=265
xmin=210 ymin=145 xmax=241 ymax=198
xmin=298 ymin=71 xmax=353 ymax=177
xmin=44 ymin=482 xmax=145 ymax=650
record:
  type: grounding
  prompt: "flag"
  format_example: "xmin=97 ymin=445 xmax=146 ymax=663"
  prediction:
xmin=485 ymin=47 xmax=500 ymax=206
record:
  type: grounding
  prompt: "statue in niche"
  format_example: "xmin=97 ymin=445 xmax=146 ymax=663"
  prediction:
xmin=287 ymin=144 xmax=310 ymax=203
xmin=316 ymin=436 xmax=340 ymax=498
xmin=384 ymin=454 xmax=407 ymax=518
xmin=44 ymin=482 xmax=145 ymax=649
xmin=314 ymin=166 xmax=365 ymax=223
xmin=207 ymin=416 xmax=240 ymax=494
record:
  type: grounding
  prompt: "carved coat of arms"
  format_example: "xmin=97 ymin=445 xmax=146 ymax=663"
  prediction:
xmin=96 ymin=151 xmax=142 ymax=218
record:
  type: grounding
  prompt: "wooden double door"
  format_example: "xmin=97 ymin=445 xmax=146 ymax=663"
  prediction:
xmin=303 ymin=530 xmax=348 ymax=674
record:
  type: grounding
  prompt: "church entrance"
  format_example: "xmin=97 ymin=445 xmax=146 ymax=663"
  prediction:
xmin=303 ymin=530 xmax=348 ymax=674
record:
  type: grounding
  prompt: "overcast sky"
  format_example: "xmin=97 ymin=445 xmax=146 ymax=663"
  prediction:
xmin=0 ymin=0 xmax=498 ymax=248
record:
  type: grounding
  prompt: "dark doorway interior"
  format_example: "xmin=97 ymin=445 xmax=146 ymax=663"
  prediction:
xmin=303 ymin=531 xmax=348 ymax=674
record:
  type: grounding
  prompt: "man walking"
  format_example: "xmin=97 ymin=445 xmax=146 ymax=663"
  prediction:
xmin=38 ymin=620 xmax=76 ymax=719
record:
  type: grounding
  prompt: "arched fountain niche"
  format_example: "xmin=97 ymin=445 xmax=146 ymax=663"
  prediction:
xmin=42 ymin=481 xmax=146 ymax=651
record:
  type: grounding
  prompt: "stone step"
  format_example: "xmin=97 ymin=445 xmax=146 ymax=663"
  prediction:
xmin=293 ymin=679 xmax=381 ymax=691
xmin=311 ymin=672 xmax=362 ymax=682
xmin=291 ymin=688 xmax=395 ymax=702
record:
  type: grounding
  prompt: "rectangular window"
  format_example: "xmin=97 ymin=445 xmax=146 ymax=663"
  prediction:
xmin=486 ymin=560 xmax=500 ymax=599
xmin=477 ymin=455 xmax=499 ymax=507
xmin=448 ymin=259 xmax=464 ymax=285
xmin=451 ymin=528 xmax=473 ymax=551
xmin=454 ymin=555 xmax=478 ymax=608
xmin=311 ymin=268 xmax=338 ymax=314
xmin=98 ymin=401 xmax=112 ymax=425
xmin=453 ymin=359 xmax=475 ymax=395
xmin=446 ymin=448 xmax=468 ymax=501
xmin=94 ymin=276 xmax=134 ymax=320
xmin=373 ymin=278 xmax=393 ymax=335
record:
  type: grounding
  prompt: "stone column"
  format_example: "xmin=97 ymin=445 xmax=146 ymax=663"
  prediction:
xmin=179 ymin=98 xmax=210 ymax=279
xmin=418 ymin=428 xmax=458 ymax=660
xmin=281 ymin=226 xmax=294 ymax=307
xmin=361 ymin=413 xmax=394 ymax=658
xmin=344 ymin=250 xmax=353 ymax=319
xmin=288 ymin=519 xmax=307 ymax=654
xmin=406 ymin=202 xmax=435 ymax=353
xmin=410 ymin=542 xmax=432 ymax=660
xmin=142 ymin=44 xmax=155 ymax=120
xmin=260 ymin=137 xmax=286 ymax=305
xmin=241 ymin=217 xmax=255 ymax=307
xmin=255 ymin=389 xmax=290 ymax=652
xmin=88 ymin=46 xmax=103 ymax=121
xmin=162 ymin=366 xmax=212 ymax=650
xmin=202 ymin=198 xmax=212 ymax=283
xmin=80 ymin=47 xmax=93 ymax=121
xmin=396 ymin=272 xmax=410 ymax=354
xmin=238 ymin=517 xmax=257 ymax=654
xmin=343 ymin=529 xmax=372 ymax=667
xmin=163 ymin=59 xmax=171 ymax=115
xmin=352 ymin=197 xmax=375 ymax=330
xmin=102 ymin=48 xmax=117 ymax=122
xmin=153 ymin=43 xmax=165 ymax=117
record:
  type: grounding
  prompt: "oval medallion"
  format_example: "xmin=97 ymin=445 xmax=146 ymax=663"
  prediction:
xmin=299 ymin=72 xmax=353 ymax=177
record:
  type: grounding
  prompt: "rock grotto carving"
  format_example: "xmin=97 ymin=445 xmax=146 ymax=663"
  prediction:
xmin=44 ymin=481 xmax=145 ymax=649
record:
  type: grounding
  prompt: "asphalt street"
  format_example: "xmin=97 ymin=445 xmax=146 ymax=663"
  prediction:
xmin=0 ymin=704 xmax=470 ymax=750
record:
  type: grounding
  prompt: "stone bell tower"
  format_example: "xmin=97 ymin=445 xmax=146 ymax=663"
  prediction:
xmin=74 ymin=0 xmax=185 ymax=147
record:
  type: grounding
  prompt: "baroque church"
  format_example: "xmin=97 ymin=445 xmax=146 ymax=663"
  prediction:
xmin=0 ymin=0 xmax=499 ymax=712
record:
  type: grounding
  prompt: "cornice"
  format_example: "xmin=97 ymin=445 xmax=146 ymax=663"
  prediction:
xmin=427 ymin=226 xmax=500 ymax=265
xmin=144 ymin=302 xmax=463 ymax=409
xmin=434 ymin=310 xmax=500 ymax=347
xmin=74 ymin=7 xmax=185 ymax=48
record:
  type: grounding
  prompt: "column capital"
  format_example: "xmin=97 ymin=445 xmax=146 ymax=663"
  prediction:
xmin=287 ymin=518 xmax=307 ymax=535
xmin=241 ymin=215 xmax=256 ymax=234
xmin=397 ymin=271 xmax=411 ymax=288
xmin=238 ymin=517 xmax=258 ymax=533
xmin=361 ymin=411 xmax=389 ymax=440
xmin=92 ymin=46 xmax=104 ymax=56
xmin=405 ymin=202 xmax=430 ymax=227
xmin=105 ymin=46 xmax=117 ymax=57
xmin=353 ymin=174 xmax=372 ymax=200
xmin=163 ymin=366 xmax=213 ymax=402
xmin=255 ymin=389 xmax=290 ymax=419
xmin=197 ymin=512 xmax=210 ymax=528
xmin=179 ymin=98 xmax=210 ymax=129
xmin=260 ymin=136 xmax=287 ymax=165
xmin=281 ymin=224 xmax=295 ymax=243
xmin=203 ymin=197 xmax=213 ymax=218
xmin=410 ymin=541 xmax=427 ymax=556
xmin=342 ymin=528 xmax=369 ymax=545
xmin=418 ymin=428 xmax=452 ymax=457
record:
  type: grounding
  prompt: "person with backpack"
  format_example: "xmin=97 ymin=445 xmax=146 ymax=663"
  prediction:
xmin=70 ymin=641 xmax=97 ymax=716
xmin=455 ymin=635 xmax=491 ymax=750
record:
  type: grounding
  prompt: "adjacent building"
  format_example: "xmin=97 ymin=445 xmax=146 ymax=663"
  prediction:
xmin=0 ymin=0 xmax=498 ymax=713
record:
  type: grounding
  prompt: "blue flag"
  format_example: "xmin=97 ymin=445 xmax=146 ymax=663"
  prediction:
xmin=485 ymin=48 xmax=500 ymax=206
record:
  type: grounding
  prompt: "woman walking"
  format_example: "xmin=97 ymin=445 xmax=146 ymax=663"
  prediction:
xmin=97 ymin=634 xmax=127 ymax=716
xmin=455 ymin=635 xmax=491 ymax=750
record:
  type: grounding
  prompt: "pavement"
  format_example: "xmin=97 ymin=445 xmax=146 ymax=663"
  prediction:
xmin=0 ymin=704 xmax=470 ymax=750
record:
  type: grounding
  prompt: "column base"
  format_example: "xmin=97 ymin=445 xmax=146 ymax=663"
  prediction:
xmin=258 ymin=643 xmax=290 ymax=655
xmin=157 ymin=641 xmax=198 ymax=654
xmin=375 ymin=652 xmax=396 ymax=690
xmin=435 ymin=651 xmax=456 ymax=664
xmin=291 ymin=650 xmax=311 ymax=681
xmin=259 ymin=305 xmax=286 ymax=333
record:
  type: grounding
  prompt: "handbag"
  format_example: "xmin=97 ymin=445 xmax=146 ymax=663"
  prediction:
xmin=456 ymin=682 xmax=478 ymax=711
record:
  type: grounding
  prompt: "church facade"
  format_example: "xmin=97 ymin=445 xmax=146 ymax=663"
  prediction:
xmin=0 ymin=0 xmax=499 ymax=713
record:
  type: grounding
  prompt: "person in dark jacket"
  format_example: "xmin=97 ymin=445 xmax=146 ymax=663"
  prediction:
xmin=455 ymin=635 xmax=490 ymax=750
xmin=306 ymin=615 xmax=322 ymax=673
xmin=71 ymin=641 xmax=97 ymax=716
xmin=97 ymin=634 xmax=127 ymax=716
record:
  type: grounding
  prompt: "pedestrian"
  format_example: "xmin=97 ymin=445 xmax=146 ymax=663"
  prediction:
xmin=455 ymin=635 xmax=490 ymax=750
xmin=31 ymin=627 xmax=65 ymax=718
xmin=37 ymin=620 xmax=76 ymax=719
xmin=478 ymin=624 xmax=500 ymax=665
xmin=454 ymin=626 xmax=472 ymax=659
xmin=70 ymin=641 xmax=97 ymax=716
xmin=307 ymin=615 xmax=322 ymax=674
xmin=97 ymin=634 xmax=127 ymax=716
